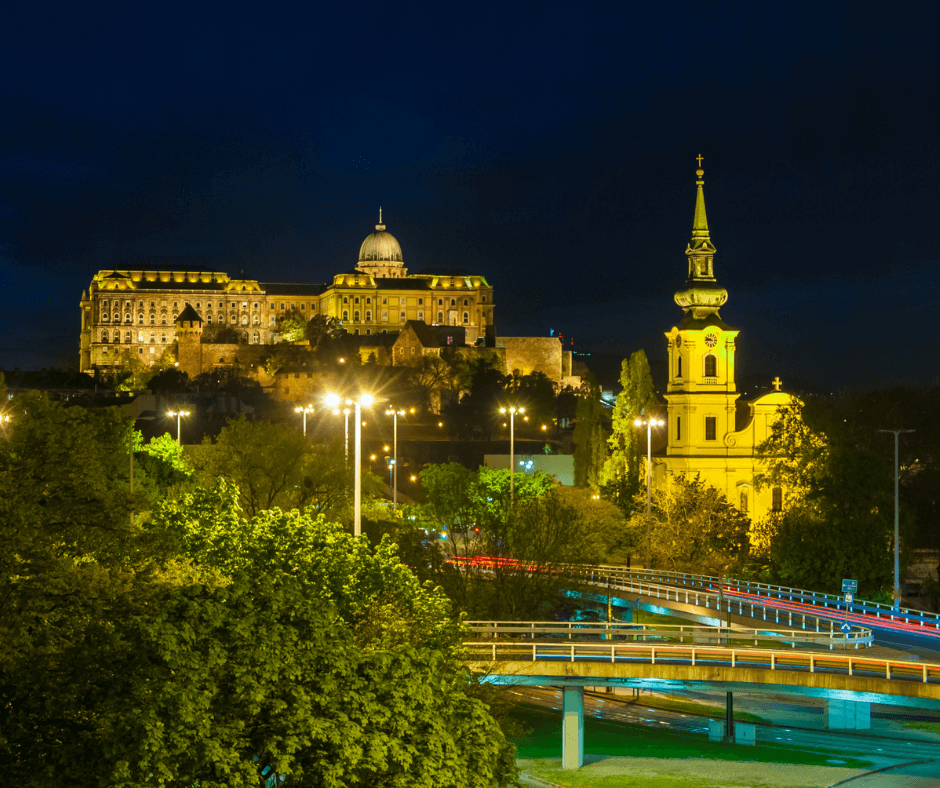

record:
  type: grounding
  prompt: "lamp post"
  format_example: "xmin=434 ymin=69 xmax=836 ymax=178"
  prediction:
xmin=634 ymin=417 xmax=664 ymax=571
xmin=167 ymin=410 xmax=190 ymax=469
xmin=295 ymin=405 xmax=314 ymax=437
xmin=879 ymin=428 xmax=915 ymax=610
xmin=329 ymin=406 xmax=351 ymax=463
xmin=385 ymin=407 xmax=414 ymax=506
xmin=499 ymin=406 xmax=524 ymax=506
xmin=326 ymin=392 xmax=374 ymax=536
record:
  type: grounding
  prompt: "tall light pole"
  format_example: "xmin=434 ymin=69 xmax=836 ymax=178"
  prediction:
xmin=499 ymin=406 xmax=524 ymax=506
xmin=385 ymin=407 xmax=414 ymax=506
xmin=326 ymin=392 xmax=374 ymax=536
xmin=330 ymin=406 xmax=351 ymax=463
xmin=634 ymin=417 xmax=664 ymax=571
xmin=295 ymin=405 xmax=314 ymax=437
xmin=167 ymin=410 xmax=190 ymax=469
xmin=879 ymin=428 xmax=914 ymax=610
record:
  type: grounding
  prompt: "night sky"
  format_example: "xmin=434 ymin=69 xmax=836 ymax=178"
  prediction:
xmin=2 ymin=2 xmax=938 ymax=391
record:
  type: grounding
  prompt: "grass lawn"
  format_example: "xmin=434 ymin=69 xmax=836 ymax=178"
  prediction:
xmin=508 ymin=703 xmax=873 ymax=769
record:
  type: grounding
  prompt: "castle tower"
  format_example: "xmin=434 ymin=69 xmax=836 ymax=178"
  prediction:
xmin=175 ymin=305 xmax=204 ymax=378
xmin=664 ymin=162 xmax=740 ymax=456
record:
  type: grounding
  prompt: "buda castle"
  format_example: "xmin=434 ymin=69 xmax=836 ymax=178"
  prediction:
xmin=79 ymin=210 xmax=495 ymax=374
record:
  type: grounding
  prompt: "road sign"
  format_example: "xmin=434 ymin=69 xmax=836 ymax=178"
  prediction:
xmin=841 ymin=622 xmax=852 ymax=634
xmin=842 ymin=579 xmax=858 ymax=594
xmin=844 ymin=593 xmax=854 ymax=605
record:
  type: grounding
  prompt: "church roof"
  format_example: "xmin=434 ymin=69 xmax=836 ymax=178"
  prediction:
xmin=400 ymin=320 xmax=440 ymax=347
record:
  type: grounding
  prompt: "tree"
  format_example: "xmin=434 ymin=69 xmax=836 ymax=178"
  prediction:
xmin=602 ymin=349 xmax=658 ymax=498
xmin=573 ymin=373 xmax=606 ymax=488
xmin=630 ymin=474 xmax=750 ymax=575
xmin=407 ymin=354 xmax=456 ymax=413
xmin=753 ymin=398 xmax=901 ymax=594
xmin=111 ymin=347 xmax=156 ymax=392
xmin=443 ymin=358 xmax=507 ymax=440
xmin=305 ymin=313 xmax=344 ymax=349
xmin=189 ymin=416 xmax=352 ymax=518
xmin=507 ymin=370 xmax=556 ymax=428
xmin=276 ymin=307 xmax=307 ymax=342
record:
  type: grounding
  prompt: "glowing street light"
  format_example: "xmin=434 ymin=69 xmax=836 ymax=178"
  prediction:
xmin=325 ymin=391 xmax=374 ymax=536
xmin=385 ymin=407 xmax=414 ymax=506
xmin=499 ymin=406 xmax=524 ymax=505
xmin=167 ymin=409 xmax=191 ymax=469
xmin=635 ymin=417 xmax=664 ymax=570
xmin=294 ymin=404 xmax=314 ymax=437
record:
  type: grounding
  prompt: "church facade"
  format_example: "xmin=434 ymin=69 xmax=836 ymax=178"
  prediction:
xmin=79 ymin=213 xmax=495 ymax=374
xmin=653 ymin=165 xmax=792 ymax=523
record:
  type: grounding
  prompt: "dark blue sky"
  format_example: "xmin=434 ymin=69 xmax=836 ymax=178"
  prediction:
xmin=2 ymin=1 xmax=938 ymax=390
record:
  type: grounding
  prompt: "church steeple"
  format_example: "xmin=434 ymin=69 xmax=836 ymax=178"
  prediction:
xmin=674 ymin=157 xmax=728 ymax=319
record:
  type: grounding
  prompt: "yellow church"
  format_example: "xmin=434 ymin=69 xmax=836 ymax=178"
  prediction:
xmin=652 ymin=162 xmax=793 ymax=523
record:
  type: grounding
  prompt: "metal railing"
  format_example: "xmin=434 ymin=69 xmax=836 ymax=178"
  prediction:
xmin=466 ymin=640 xmax=940 ymax=686
xmin=559 ymin=563 xmax=940 ymax=637
xmin=557 ymin=565 xmax=873 ymax=647
xmin=466 ymin=620 xmax=869 ymax=649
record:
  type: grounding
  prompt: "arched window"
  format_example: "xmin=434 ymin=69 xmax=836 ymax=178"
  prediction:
xmin=162 ymin=315 xmax=167 ymax=325
xmin=230 ymin=315 xmax=237 ymax=324
xmin=102 ymin=312 xmax=109 ymax=322
xmin=150 ymin=301 xmax=155 ymax=308
xmin=253 ymin=314 xmax=259 ymax=325
xmin=206 ymin=314 xmax=212 ymax=324
xmin=125 ymin=313 xmax=131 ymax=323
xmin=354 ymin=311 xmax=360 ymax=322
xmin=101 ymin=330 xmax=109 ymax=343
xmin=366 ymin=329 xmax=371 ymax=335
xmin=677 ymin=356 xmax=682 ymax=378
xmin=354 ymin=297 xmax=360 ymax=304
xmin=342 ymin=310 xmax=348 ymax=321
xmin=437 ymin=311 xmax=443 ymax=323
xmin=125 ymin=331 xmax=131 ymax=343
xmin=343 ymin=296 xmax=349 ymax=304
xmin=137 ymin=331 xmax=144 ymax=342
xmin=365 ymin=310 xmax=372 ymax=321
xmin=158 ymin=332 xmax=165 ymax=343
xmin=241 ymin=314 xmax=248 ymax=325
xmin=450 ymin=298 xmax=456 ymax=307
xmin=172 ymin=312 xmax=178 ymax=322
xmin=150 ymin=313 xmax=155 ymax=325
xmin=252 ymin=332 xmax=260 ymax=344
xmin=739 ymin=488 xmax=749 ymax=512
xmin=218 ymin=313 xmax=224 ymax=324
xmin=241 ymin=332 xmax=248 ymax=343
xmin=462 ymin=312 xmax=469 ymax=324
xmin=704 ymin=354 xmax=717 ymax=378
xmin=149 ymin=332 xmax=155 ymax=343
xmin=772 ymin=487 xmax=783 ymax=512
xmin=463 ymin=298 xmax=468 ymax=306
xmin=438 ymin=298 xmax=443 ymax=306
xmin=366 ymin=297 xmax=371 ymax=304
xmin=354 ymin=328 xmax=360 ymax=335
xmin=138 ymin=313 xmax=144 ymax=324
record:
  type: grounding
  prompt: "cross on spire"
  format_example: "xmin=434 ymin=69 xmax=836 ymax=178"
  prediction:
xmin=379 ymin=206 xmax=382 ymax=224
xmin=772 ymin=376 xmax=782 ymax=392
xmin=696 ymin=153 xmax=704 ymax=168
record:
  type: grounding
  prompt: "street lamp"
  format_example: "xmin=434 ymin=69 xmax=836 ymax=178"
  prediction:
xmin=879 ymin=428 xmax=915 ymax=610
xmin=634 ymin=417 xmax=664 ymax=571
xmin=385 ymin=407 xmax=414 ymax=506
xmin=499 ymin=406 xmax=524 ymax=505
xmin=328 ymin=404 xmax=351 ymax=462
xmin=167 ymin=410 xmax=190 ymax=469
xmin=325 ymin=392 xmax=374 ymax=536
xmin=294 ymin=405 xmax=314 ymax=437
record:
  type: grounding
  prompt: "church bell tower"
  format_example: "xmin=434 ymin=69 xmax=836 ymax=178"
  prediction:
xmin=664 ymin=161 xmax=740 ymax=455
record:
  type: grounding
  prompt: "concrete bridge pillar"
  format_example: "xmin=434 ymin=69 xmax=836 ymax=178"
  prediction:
xmin=825 ymin=699 xmax=871 ymax=730
xmin=562 ymin=686 xmax=584 ymax=770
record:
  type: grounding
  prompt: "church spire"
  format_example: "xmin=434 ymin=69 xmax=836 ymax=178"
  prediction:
xmin=674 ymin=156 xmax=728 ymax=318
xmin=376 ymin=206 xmax=386 ymax=231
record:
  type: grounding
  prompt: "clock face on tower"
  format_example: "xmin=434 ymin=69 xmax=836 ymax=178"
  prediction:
xmin=704 ymin=334 xmax=718 ymax=348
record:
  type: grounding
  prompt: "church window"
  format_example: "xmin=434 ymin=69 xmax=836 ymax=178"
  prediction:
xmin=676 ymin=416 xmax=681 ymax=440
xmin=342 ymin=310 xmax=348 ymax=321
xmin=704 ymin=354 xmax=717 ymax=378
xmin=704 ymin=416 xmax=717 ymax=441
xmin=462 ymin=312 xmax=469 ymax=324
xmin=437 ymin=311 xmax=443 ymax=323
xmin=772 ymin=487 xmax=783 ymax=512
xmin=366 ymin=310 xmax=372 ymax=321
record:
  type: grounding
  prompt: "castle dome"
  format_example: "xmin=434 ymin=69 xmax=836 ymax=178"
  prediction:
xmin=358 ymin=228 xmax=403 ymax=263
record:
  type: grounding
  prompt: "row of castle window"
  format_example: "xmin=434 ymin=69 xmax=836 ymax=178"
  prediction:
xmin=340 ymin=296 xmax=473 ymax=307
xmin=339 ymin=309 xmax=471 ymax=325
xmin=100 ymin=330 xmax=265 ymax=344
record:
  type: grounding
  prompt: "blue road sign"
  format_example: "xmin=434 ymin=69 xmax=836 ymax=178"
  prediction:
xmin=842 ymin=579 xmax=858 ymax=594
xmin=841 ymin=622 xmax=852 ymax=634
